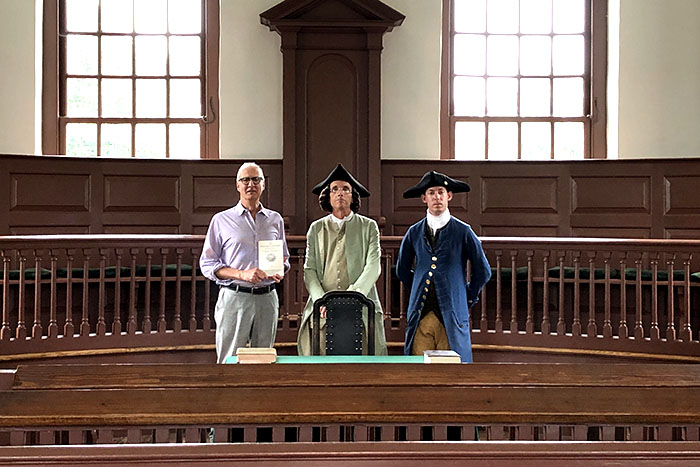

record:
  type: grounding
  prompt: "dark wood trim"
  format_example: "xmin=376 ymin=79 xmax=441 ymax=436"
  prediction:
xmin=41 ymin=0 xmax=60 ymax=155
xmin=203 ymin=0 xmax=220 ymax=159
xmin=590 ymin=0 xmax=608 ymax=158
xmin=439 ymin=0 xmax=452 ymax=159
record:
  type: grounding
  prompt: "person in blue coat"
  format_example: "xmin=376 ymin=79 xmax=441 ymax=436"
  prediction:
xmin=396 ymin=171 xmax=491 ymax=362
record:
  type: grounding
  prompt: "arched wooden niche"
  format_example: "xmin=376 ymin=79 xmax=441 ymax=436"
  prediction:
xmin=261 ymin=0 xmax=404 ymax=233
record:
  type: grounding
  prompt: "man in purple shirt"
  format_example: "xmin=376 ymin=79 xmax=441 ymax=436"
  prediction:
xmin=200 ymin=162 xmax=290 ymax=363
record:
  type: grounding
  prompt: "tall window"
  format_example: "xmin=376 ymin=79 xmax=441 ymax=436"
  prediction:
xmin=441 ymin=0 xmax=606 ymax=159
xmin=43 ymin=0 xmax=219 ymax=158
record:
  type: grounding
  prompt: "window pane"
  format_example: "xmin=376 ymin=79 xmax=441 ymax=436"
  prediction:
xmin=554 ymin=122 xmax=584 ymax=159
xmin=520 ymin=36 xmax=551 ymax=76
xmin=487 ymin=0 xmax=518 ymax=33
xmin=454 ymin=76 xmax=485 ymax=117
xmin=135 ymin=36 xmax=167 ymax=76
xmin=520 ymin=78 xmax=550 ymax=116
xmin=65 ymin=0 xmax=98 ymax=32
xmin=520 ymin=0 xmax=552 ymax=34
xmin=553 ymin=35 xmax=584 ymax=75
xmin=66 ymin=123 xmax=97 ymax=156
xmin=135 ymin=0 xmax=167 ymax=34
xmin=169 ymin=123 xmax=200 ymax=159
xmin=101 ymin=79 xmax=132 ymax=118
xmin=136 ymin=79 xmax=166 ymax=117
xmin=169 ymin=36 xmax=201 ymax=76
xmin=455 ymin=122 xmax=485 ymax=160
xmin=66 ymin=35 xmax=97 ymax=75
xmin=135 ymin=123 xmax=166 ymax=157
xmin=66 ymin=78 xmax=98 ymax=117
xmin=454 ymin=0 xmax=486 ymax=33
xmin=168 ymin=0 xmax=202 ymax=34
xmin=553 ymin=77 xmax=583 ymax=116
xmin=101 ymin=0 xmax=133 ymax=33
xmin=487 ymin=77 xmax=517 ymax=116
xmin=101 ymin=36 xmax=133 ymax=76
xmin=487 ymin=35 xmax=518 ymax=76
xmin=101 ymin=124 xmax=132 ymax=157
xmin=170 ymin=79 xmax=201 ymax=117
xmin=553 ymin=0 xmax=584 ymax=34
xmin=454 ymin=34 xmax=485 ymax=76
xmin=488 ymin=122 xmax=518 ymax=160
xmin=521 ymin=122 xmax=551 ymax=160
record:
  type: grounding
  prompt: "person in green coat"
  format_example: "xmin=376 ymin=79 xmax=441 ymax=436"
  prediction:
xmin=297 ymin=164 xmax=388 ymax=356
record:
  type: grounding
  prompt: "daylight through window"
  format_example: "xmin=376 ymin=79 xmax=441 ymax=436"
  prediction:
xmin=444 ymin=0 xmax=601 ymax=160
xmin=59 ymin=0 xmax=211 ymax=158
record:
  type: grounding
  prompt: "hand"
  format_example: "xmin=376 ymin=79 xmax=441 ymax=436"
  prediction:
xmin=270 ymin=273 xmax=284 ymax=283
xmin=239 ymin=268 xmax=268 ymax=284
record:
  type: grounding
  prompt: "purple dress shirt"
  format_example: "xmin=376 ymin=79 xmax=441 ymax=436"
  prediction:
xmin=200 ymin=202 xmax=290 ymax=287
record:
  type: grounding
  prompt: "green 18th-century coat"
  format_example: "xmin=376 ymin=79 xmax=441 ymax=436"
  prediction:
xmin=297 ymin=214 xmax=388 ymax=355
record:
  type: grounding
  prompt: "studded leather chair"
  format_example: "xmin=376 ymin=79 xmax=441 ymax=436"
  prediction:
xmin=311 ymin=290 xmax=376 ymax=356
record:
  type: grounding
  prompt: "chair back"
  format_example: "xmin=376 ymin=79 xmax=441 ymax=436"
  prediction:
xmin=311 ymin=290 xmax=376 ymax=356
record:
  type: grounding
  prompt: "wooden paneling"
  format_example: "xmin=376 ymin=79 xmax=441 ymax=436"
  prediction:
xmin=481 ymin=177 xmax=558 ymax=213
xmin=571 ymin=176 xmax=650 ymax=214
xmin=2 ymin=155 xmax=700 ymax=238
xmin=482 ymin=226 xmax=559 ymax=237
xmin=665 ymin=176 xmax=700 ymax=214
xmin=10 ymin=173 xmax=89 ymax=212
xmin=103 ymin=176 xmax=180 ymax=212
xmin=571 ymin=227 xmax=651 ymax=239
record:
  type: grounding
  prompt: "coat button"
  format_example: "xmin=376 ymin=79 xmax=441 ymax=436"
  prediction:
xmin=425 ymin=279 xmax=430 ymax=285
xmin=428 ymin=272 xmax=433 ymax=277
xmin=424 ymin=287 xmax=429 ymax=292
xmin=432 ymin=256 xmax=437 ymax=261
xmin=431 ymin=264 xmax=436 ymax=270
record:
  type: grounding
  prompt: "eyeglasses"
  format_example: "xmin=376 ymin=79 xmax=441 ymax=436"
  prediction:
xmin=330 ymin=186 xmax=351 ymax=194
xmin=238 ymin=176 xmax=264 ymax=185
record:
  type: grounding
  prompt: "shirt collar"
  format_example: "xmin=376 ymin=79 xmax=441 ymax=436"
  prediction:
xmin=234 ymin=201 xmax=268 ymax=217
xmin=329 ymin=211 xmax=353 ymax=227
xmin=426 ymin=208 xmax=450 ymax=233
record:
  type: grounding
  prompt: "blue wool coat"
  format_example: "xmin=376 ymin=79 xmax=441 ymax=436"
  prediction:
xmin=396 ymin=217 xmax=491 ymax=362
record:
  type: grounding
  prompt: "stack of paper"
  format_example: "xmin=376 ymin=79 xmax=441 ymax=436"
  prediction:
xmin=423 ymin=349 xmax=461 ymax=363
xmin=236 ymin=347 xmax=277 ymax=364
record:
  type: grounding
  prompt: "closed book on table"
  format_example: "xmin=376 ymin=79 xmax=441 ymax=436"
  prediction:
xmin=423 ymin=349 xmax=461 ymax=363
xmin=236 ymin=347 xmax=277 ymax=364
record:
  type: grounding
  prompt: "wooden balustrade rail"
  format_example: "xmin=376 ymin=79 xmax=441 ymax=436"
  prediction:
xmin=1 ymin=363 xmax=700 ymax=447
xmin=1 ymin=235 xmax=700 ymax=363
xmin=2 ymin=442 xmax=700 ymax=466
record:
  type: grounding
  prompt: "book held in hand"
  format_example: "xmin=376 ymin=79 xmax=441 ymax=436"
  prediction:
xmin=423 ymin=349 xmax=461 ymax=363
xmin=236 ymin=347 xmax=277 ymax=364
xmin=258 ymin=239 xmax=284 ymax=276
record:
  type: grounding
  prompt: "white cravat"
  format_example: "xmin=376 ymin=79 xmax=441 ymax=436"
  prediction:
xmin=329 ymin=211 xmax=353 ymax=228
xmin=426 ymin=208 xmax=450 ymax=234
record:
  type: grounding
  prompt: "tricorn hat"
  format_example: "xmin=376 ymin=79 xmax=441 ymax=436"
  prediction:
xmin=402 ymin=171 xmax=471 ymax=199
xmin=311 ymin=163 xmax=370 ymax=197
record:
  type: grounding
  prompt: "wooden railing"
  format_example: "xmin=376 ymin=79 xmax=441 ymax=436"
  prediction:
xmin=1 ymin=362 xmax=699 ymax=447
xmin=1 ymin=235 xmax=699 ymax=363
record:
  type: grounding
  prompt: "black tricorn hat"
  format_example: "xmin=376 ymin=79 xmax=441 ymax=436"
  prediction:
xmin=311 ymin=163 xmax=370 ymax=197
xmin=402 ymin=171 xmax=471 ymax=199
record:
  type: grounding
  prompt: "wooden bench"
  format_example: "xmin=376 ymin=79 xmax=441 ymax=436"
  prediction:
xmin=1 ymin=363 xmax=699 ymax=434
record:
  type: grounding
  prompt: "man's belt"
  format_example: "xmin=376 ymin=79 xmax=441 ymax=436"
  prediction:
xmin=222 ymin=283 xmax=276 ymax=295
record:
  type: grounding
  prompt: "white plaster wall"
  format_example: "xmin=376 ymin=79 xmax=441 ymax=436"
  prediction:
xmin=381 ymin=0 xmax=442 ymax=159
xmin=219 ymin=0 xmax=283 ymax=159
xmin=0 ymin=0 xmax=36 ymax=155
xmin=2 ymin=1 xmax=700 ymax=159
xmin=617 ymin=0 xmax=700 ymax=158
